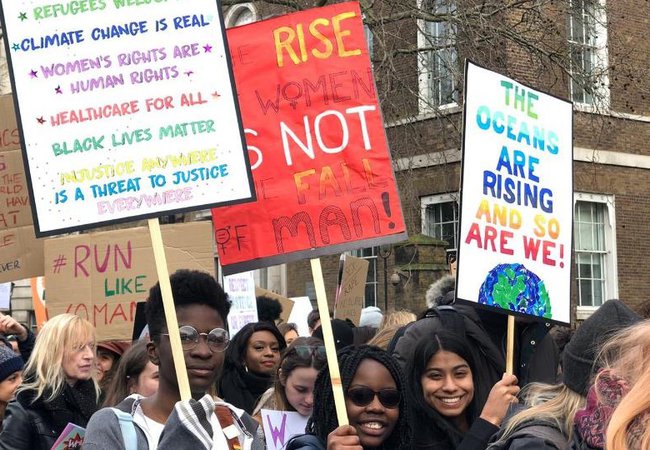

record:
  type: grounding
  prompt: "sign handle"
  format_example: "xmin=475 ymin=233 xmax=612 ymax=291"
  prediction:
xmin=310 ymin=258 xmax=349 ymax=426
xmin=505 ymin=315 xmax=515 ymax=375
xmin=148 ymin=218 xmax=191 ymax=401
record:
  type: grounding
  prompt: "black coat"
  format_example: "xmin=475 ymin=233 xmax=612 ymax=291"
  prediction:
xmin=0 ymin=380 xmax=98 ymax=450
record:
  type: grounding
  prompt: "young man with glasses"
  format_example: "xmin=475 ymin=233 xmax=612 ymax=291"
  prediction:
xmin=84 ymin=269 xmax=264 ymax=450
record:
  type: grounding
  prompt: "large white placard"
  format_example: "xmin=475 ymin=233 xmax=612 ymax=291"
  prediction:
xmin=1 ymin=0 xmax=254 ymax=236
xmin=457 ymin=62 xmax=573 ymax=325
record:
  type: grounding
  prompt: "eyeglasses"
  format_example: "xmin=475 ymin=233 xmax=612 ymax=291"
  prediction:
xmin=289 ymin=345 xmax=327 ymax=360
xmin=162 ymin=326 xmax=230 ymax=353
xmin=347 ymin=387 xmax=400 ymax=409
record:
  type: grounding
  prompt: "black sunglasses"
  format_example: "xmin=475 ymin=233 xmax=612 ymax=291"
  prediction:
xmin=347 ymin=387 xmax=400 ymax=409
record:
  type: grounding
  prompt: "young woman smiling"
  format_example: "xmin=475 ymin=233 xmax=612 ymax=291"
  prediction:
xmin=286 ymin=345 xmax=412 ymax=450
xmin=407 ymin=331 xmax=519 ymax=450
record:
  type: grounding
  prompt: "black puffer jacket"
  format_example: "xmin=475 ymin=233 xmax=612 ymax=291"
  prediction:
xmin=0 ymin=379 xmax=98 ymax=450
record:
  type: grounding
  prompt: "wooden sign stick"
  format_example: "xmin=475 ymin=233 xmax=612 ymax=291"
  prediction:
xmin=148 ymin=218 xmax=191 ymax=401
xmin=505 ymin=315 xmax=515 ymax=375
xmin=310 ymin=258 xmax=349 ymax=426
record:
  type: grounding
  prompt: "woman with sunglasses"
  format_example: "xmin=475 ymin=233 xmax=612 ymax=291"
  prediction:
xmin=286 ymin=345 xmax=411 ymax=450
xmin=253 ymin=336 xmax=326 ymax=419
xmin=219 ymin=321 xmax=287 ymax=414
xmin=406 ymin=331 xmax=519 ymax=450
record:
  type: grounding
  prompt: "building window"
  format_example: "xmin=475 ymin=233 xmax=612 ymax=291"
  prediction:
xmin=574 ymin=193 xmax=617 ymax=315
xmin=350 ymin=247 xmax=378 ymax=307
xmin=418 ymin=0 xmax=457 ymax=113
xmin=421 ymin=193 xmax=459 ymax=251
xmin=225 ymin=3 xmax=257 ymax=28
xmin=364 ymin=24 xmax=374 ymax=61
xmin=567 ymin=0 xmax=609 ymax=107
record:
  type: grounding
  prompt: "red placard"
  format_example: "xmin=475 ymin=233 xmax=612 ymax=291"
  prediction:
xmin=213 ymin=2 xmax=406 ymax=274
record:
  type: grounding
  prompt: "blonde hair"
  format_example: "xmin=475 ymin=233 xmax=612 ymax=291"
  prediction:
xmin=379 ymin=310 xmax=416 ymax=329
xmin=604 ymin=320 xmax=650 ymax=450
xmin=494 ymin=383 xmax=585 ymax=444
xmin=367 ymin=323 xmax=402 ymax=350
xmin=19 ymin=314 xmax=100 ymax=403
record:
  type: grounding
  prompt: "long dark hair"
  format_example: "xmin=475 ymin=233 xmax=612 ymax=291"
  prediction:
xmin=222 ymin=321 xmax=287 ymax=374
xmin=102 ymin=341 xmax=151 ymax=407
xmin=406 ymin=331 xmax=480 ymax=449
xmin=307 ymin=345 xmax=411 ymax=450
xmin=274 ymin=336 xmax=326 ymax=411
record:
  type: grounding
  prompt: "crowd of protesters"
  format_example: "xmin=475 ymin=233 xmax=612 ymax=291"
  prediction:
xmin=0 ymin=269 xmax=646 ymax=449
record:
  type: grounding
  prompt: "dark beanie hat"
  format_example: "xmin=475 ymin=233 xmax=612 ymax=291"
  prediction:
xmin=313 ymin=319 xmax=354 ymax=352
xmin=0 ymin=345 xmax=24 ymax=383
xmin=563 ymin=299 xmax=641 ymax=396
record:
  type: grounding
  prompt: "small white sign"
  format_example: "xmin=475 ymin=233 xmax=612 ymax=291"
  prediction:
xmin=224 ymin=271 xmax=257 ymax=336
xmin=261 ymin=409 xmax=309 ymax=450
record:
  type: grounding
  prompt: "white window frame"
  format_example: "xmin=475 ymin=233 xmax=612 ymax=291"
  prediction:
xmin=224 ymin=3 xmax=258 ymax=28
xmin=567 ymin=0 xmax=609 ymax=110
xmin=421 ymin=192 xmax=460 ymax=250
xmin=417 ymin=0 xmax=458 ymax=114
xmin=574 ymin=192 xmax=618 ymax=320
xmin=349 ymin=247 xmax=378 ymax=307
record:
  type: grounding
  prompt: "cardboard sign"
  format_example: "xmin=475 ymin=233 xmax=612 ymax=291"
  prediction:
xmin=213 ymin=2 xmax=407 ymax=274
xmin=0 ymin=95 xmax=43 ymax=283
xmin=1 ymin=0 xmax=255 ymax=237
xmin=0 ymin=95 xmax=20 ymax=152
xmin=334 ymin=255 xmax=369 ymax=325
xmin=224 ymin=271 xmax=258 ymax=336
xmin=1 ymin=150 xmax=33 ymax=229
xmin=0 ymin=225 xmax=44 ymax=283
xmin=45 ymin=221 xmax=215 ymax=341
xmin=457 ymin=62 xmax=573 ymax=325
xmin=255 ymin=286 xmax=295 ymax=324
xmin=261 ymin=409 xmax=309 ymax=450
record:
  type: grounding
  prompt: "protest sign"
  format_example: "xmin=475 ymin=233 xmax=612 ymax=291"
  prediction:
xmin=0 ymin=95 xmax=20 ymax=152
xmin=334 ymin=255 xmax=369 ymax=325
xmin=0 ymin=95 xmax=44 ymax=283
xmin=0 ymin=0 xmax=254 ymax=237
xmin=457 ymin=62 xmax=573 ymax=325
xmin=0 ymin=225 xmax=44 ymax=283
xmin=255 ymin=286 xmax=295 ymax=324
xmin=50 ymin=422 xmax=85 ymax=450
xmin=261 ymin=409 xmax=309 ymax=450
xmin=213 ymin=1 xmax=407 ymax=274
xmin=224 ymin=271 xmax=258 ymax=336
xmin=45 ymin=221 xmax=215 ymax=341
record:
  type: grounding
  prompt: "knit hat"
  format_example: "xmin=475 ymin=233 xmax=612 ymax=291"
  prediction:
xmin=563 ymin=299 xmax=641 ymax=396
xmin=359 ymin=306 xmax=383 ymax=328
xmin=0 ymin=345 xmax=23 ymax=383
xmin=313 ymin=319 xmax=354 ymax=352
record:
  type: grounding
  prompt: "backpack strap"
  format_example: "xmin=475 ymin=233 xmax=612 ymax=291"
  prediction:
xmin=110 ymin=407 xmax=138 ymax=450
xmin=215 ymin=405 xmax=241 ymax=450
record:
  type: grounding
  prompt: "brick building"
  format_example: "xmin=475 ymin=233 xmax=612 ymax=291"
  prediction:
xmin=221 ymin=0 xmax=650 ymax=322
xmin=1 ymin=1 xmax=649 ymax=324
